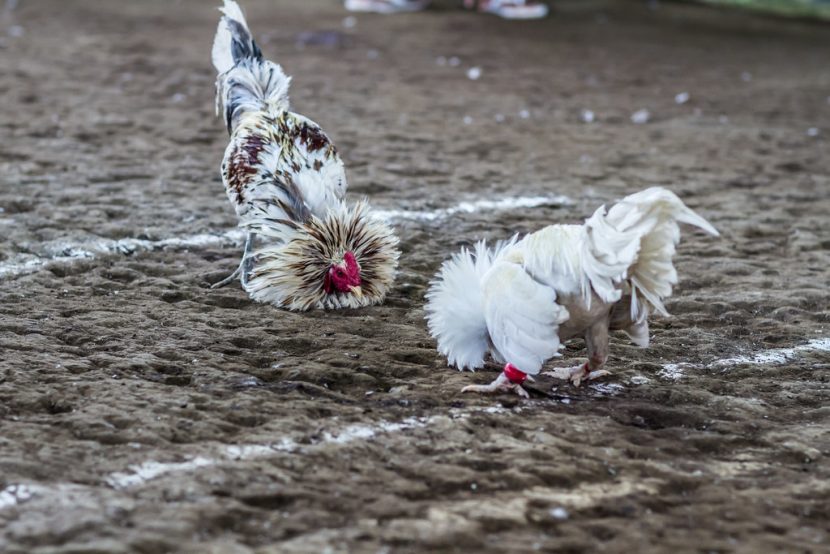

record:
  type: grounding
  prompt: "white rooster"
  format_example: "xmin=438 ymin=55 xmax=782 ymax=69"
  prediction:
xmin=425 ymin=187 xmax=718 ymax=397
xmin=211 ymin=0 xmax=399 ymax=310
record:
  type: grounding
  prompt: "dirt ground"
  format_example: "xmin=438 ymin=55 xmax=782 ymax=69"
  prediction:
xmin=1 ymin=0 xmax=829 ymax=552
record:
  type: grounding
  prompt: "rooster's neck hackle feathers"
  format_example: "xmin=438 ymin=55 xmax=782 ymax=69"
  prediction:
xmin=243 ymin=201 xmax=400 ymax=311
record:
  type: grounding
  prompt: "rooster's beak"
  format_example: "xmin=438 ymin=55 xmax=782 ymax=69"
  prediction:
xmin=349 ymin=285 xmax=363 ymax=298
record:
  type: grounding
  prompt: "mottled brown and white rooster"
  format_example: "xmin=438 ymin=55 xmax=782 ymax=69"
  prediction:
xmin=426 ymin=187 xmax=718 ymax=397
xmin=211 ymin=0 xmax=399 ymax=310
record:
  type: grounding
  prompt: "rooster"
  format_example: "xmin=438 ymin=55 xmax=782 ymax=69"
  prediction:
xmin=211 ymin=0 xmax=399 ymax=310
xmin=425 ymin=187 xmax=718 ymax=397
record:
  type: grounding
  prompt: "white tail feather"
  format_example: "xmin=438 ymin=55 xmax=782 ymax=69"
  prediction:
xmin=587 ymin=187 xmax=718 ymax=320
xmin=212 ymin=0 xmax=291 ymax=132
xmin=425 ymin=239 xmax=516 ymax=371
xmin=212 ymin=0 xmax=250 ymax=73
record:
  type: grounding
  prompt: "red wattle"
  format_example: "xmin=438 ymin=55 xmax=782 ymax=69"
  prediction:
xmin=503 ymin=363 xmax=527 ymax=384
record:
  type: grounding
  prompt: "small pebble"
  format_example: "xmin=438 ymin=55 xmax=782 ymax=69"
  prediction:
xmin=518 ymin=109 xmax=530 ymax=119
xmin=580 ymin=109 xmax=595 ymax=123
xmin=674 ymin=91 xmax=690 ymax=104
xmin=466 ymin=66 xmax=482 ymax=80
xmin=550 ymin=507 xmax=569 ymax=520
xmin=631 ymin=108 xmax=650 ymax=124
xmin=741 ymin=71 xmax=752 ymax=82
xmin=342 ymin=16 xmax=357 ymax=28
xmin=806 ymin=127 xmax=819 ymax=137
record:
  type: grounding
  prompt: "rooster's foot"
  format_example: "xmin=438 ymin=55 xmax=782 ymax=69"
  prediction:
xmin=462 ymin=371 xmax=529 ymax=398
xmin=210 ymin=233 xmax=255 ymax=289
xmin=210 ymin=266 xmax=241 ymax=289
xmin=543 ymin=363 xmax=610 ymax=387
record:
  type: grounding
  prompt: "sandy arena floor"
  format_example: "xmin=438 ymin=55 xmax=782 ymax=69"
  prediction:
xmin=1 ymin=0 xmax=829 ymax=552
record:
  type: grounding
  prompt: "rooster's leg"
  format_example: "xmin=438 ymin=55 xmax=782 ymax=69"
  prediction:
xmin=583 ymin=320 xmax=611 ymax=383
xmin=240 ymin=232 xmax=256 ymax=287
xmin=544 ymin=322 xmax=611 ymax=386
xmin=461 ymin=367 xmax=529 ymax=398
xmin=211 ymin=232 xmax=254 ymax=289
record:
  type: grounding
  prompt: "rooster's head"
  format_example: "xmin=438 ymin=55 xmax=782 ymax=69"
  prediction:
xmin=323 ymin=251 xmax=363 ymax=298
xmin=242 ymin=201 xmax=399 ymax=310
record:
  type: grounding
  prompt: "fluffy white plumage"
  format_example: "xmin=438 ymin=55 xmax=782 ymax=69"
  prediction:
xmin=426 ymin=187 xmax=718 ymax=392
xmin=593 ymin=187 xmax=718 ymax=319
xmin=425 ymin=239 xmax=514 ymax=370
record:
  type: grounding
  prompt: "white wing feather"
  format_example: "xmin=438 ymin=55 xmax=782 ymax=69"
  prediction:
xmin=516 ymin=224 xmax=629 ymax=307
xmin=482 ymin=261 xmax=569 ymax=376
xmin=517 ymin=187 xmax=717 ymax=323
xmin=586 ymin=187 xmax=718 ymax=319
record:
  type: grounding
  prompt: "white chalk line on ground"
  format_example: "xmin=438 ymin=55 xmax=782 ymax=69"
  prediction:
xmin=3 ymin=339 xmax=828 ymax=512
xmin=0 ymin=230 xmax=245 ymax=280
xmin=372 ymin=194 xmax=573 ymax=222
xmin=105 ymin=416 xmax=434 ymax=490
xmin=0 ymin=484 xmax=35 ymax=511
xmin=1 ymin=406 xmax=509 ymax=513
xmin=658 ymin=338 xmax=830 ymax=381
xmin=0 ymin=195 xmax=572 ymax=280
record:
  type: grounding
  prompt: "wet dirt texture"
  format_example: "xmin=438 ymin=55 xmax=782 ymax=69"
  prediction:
xmin=1 ymin=0 xmax=829 ymax=552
